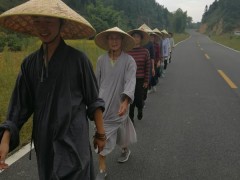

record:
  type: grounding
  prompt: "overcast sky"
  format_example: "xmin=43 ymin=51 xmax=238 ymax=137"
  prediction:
xmin=156 ymin=0 xmax=215 ymax=22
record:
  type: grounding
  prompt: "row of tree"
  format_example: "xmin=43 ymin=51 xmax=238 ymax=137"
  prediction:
xmin=0 ymin=0 xmax=195 ymax=51
xmin=77 ymin=0 xmax=191 ymax=33
xmin=202 ymin=0 xmax=240 ymax=33
xmin=0 ymin=0 xmax=192 ymax=34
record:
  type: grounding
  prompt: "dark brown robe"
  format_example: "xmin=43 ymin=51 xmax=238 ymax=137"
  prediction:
xmin=0 ymin=39 xmax=104 ymax=180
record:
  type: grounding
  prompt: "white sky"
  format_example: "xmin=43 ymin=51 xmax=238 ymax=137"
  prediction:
xmin=156 ymin=0 xmax=215 ymax=22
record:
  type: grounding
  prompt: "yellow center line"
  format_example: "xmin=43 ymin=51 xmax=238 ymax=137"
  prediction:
xmin=205 ymin=53 xmax=210 ymax=59
xmin=218 ymin=70 xmax=238 ymax=89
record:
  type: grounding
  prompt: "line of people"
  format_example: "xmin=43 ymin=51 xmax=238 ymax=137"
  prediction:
xmin=94 ymin=25 xmax=174 ymax=179
xmin=0 ymin=0 xmax=174 ymax=180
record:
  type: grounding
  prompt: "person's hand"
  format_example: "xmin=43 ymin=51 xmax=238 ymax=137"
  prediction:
xmin=118 ymin=100 xmax=128 ymax=116
xmin=93 ymin=137 xmax=106 ymax=154
xmin=143 ymin=82 xmax=148 ymax=89
xmin=0 ymin=142 xmax=9 ymax=170
xmin=93 ymin=132 xmax=106 ymax=153
xmin=152 ymin=68 xmax=155 ymax=77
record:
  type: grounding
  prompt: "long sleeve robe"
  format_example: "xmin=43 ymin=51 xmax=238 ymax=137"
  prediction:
xmin=95 ymin=52 xmax=137 ymax=155
xmin=0 ymin=40 xmax=104 ymax=180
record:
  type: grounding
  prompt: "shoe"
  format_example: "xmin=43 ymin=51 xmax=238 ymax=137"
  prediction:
xmin=153 ymin=86 xmax=157 ymax=92
xmin=137 ymin=111 xmax=143 ymax=120
xmin=143 ymin=101 xmax=146 ymax=108
xmin=147 ymin=89 xmax=153 ymax=94
xmin=117 ymin=148 xmax=131 ymax=163
xmin=95 ymin=170 xmax=107 ymax=180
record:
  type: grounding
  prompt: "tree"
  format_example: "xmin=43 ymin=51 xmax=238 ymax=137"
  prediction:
xmin=86 ymin=0 xmax=128 ymax=33
xmin=171 ymin=8 xmax=188 ymax=33
xmin=204 ymin=5 xmax=208 ymax=13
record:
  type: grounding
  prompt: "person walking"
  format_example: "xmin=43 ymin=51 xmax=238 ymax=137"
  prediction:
xmin=161 ymin=29 xmax=170 ymax=76
xmin=0 ymin=0 xmax=106 ymax=179
xmin=168 ymin=32 xmax=175 ymax=63
xmin=127 ymin=29 xmax=150 ymax=123
xmin=94 ymin=27 xmax=137 ymax=180
xmin=138 ymin=24 xmax=155 ymax=103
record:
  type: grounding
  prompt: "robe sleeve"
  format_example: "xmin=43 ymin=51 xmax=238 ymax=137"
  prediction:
xmin=121 ymin=55 xmax=137 ymax=104
xmin=80 ymin=53 xmax=105 ymax=120
xmin=0 ymin=63 xmax=33 ymax=152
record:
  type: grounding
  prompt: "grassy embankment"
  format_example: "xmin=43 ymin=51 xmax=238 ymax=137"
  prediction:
xmin=0 ymin=33 xmax=189 ymax=150
xmin=210 ymin=34 xmax=240 ymax=51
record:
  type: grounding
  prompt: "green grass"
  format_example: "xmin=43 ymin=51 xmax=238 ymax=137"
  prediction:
xmin=210 ymin=34 xmax=240 ymax=51
xmin=0 ymin=33 xmax=188 ymax=150
xmin=174 ymin=33 xmax=190 ymax=44
xmin=66 ymin=39 xmax=105 ymax=68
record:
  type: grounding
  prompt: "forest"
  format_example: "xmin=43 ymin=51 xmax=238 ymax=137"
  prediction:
xmin=0 ymin=0 xmax=190 ymax=33
xmin=0 ymin=0 xmax=191 ymax=51
xmin=201 ymin=0 xmax=240 ymax=33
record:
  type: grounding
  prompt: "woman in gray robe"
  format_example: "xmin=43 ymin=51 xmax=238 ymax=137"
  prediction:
xmin=94 ymin=27 xmax=137 ymax=180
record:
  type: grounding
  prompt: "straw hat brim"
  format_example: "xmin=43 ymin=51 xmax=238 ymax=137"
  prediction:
xmin=138 ymin=23 xmax=153 ymax=33
xmin=94 ymin=27 xmax=135 ymax=52
xmin=161 ymin=30 xmax=169 ymax=35
xmin=153 ymin=28 xmax=162 ymax=36
xmin=128 ymin=29 xmax=150 ymax=46
xmin=0 ymin=0 xmax=95 ymax=39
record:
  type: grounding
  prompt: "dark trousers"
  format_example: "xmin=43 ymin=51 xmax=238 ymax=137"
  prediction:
xmin=129 ymin=78 xmax=144 ymax=119
xmin=164 ymin=58 xmax=168 ymax=70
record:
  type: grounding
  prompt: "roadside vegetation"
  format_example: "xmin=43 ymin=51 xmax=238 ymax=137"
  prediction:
xmin=210 ymin=34 xmax=240 ymax=51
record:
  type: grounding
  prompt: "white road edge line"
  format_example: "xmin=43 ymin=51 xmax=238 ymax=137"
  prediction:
xmin=0 ymin=143 xmax=34 ymax=174
xmin=208 ymin=37 xmax=240 ymax=53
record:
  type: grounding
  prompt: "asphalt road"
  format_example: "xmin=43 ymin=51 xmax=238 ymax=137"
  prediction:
xmin=1 ymin=30 xmax=240 ymax=180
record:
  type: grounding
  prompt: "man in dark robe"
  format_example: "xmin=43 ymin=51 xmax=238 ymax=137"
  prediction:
xmin=0 ymin=0 xmax=106 ymax=179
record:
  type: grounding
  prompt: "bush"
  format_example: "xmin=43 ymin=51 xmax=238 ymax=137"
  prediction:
xmin=6 ymin=34 xmax=22 ymax=51
xmin=0 ymin=32 xmax=7 ymax=52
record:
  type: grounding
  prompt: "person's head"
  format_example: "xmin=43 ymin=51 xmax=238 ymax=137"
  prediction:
xmin=128 ymin=29 xmax=150 ymax=47
xmin=161 ymin=29 xmax=168 ymax=39
xmin=131 ymin=32 xmax=143 ymax=46
xmin=107 ymin=32 xmax=123 ymax=52
xmin=152 ymin=28 xmax=162 ymax=40
xmin=32 ymin=16 xmax=64 ymax=44
xmin=149 ymin=33 xmax=155 ymax=42
xmin=168 ymin=32 xmax=173 ymax=37
xmin=0 ymin=0 xmax=95 ymax=42
xmin=95 ymin=27 xmax=135 ymax=52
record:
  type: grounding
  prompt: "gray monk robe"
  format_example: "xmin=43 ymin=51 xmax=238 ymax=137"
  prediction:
xmin=0 ymin=40 xmax=105 ymax=180
xmin=95 ymin=52 xmax=137 ymax=156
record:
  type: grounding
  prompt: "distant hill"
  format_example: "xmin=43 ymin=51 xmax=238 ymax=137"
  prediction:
xmin=201 ymin=0 xmax=240 ymax=34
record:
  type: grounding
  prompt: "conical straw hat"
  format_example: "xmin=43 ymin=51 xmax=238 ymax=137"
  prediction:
xmin=138 ymin=23 xmax=159 ymax=38
xmin=0 ymin=0 xmax=95 ymax=39
xmin=161 ymin=29 xmax=169 ymax=35
xmin=138 ymin=23 xmax=153 ymax=33
xmin=153 ymin=28 xmax=162 ymax=36
xmin=94 ymin=27 xmax=135 ymax=52
xmin=127 ymin=29 xmax=150 ymax=46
